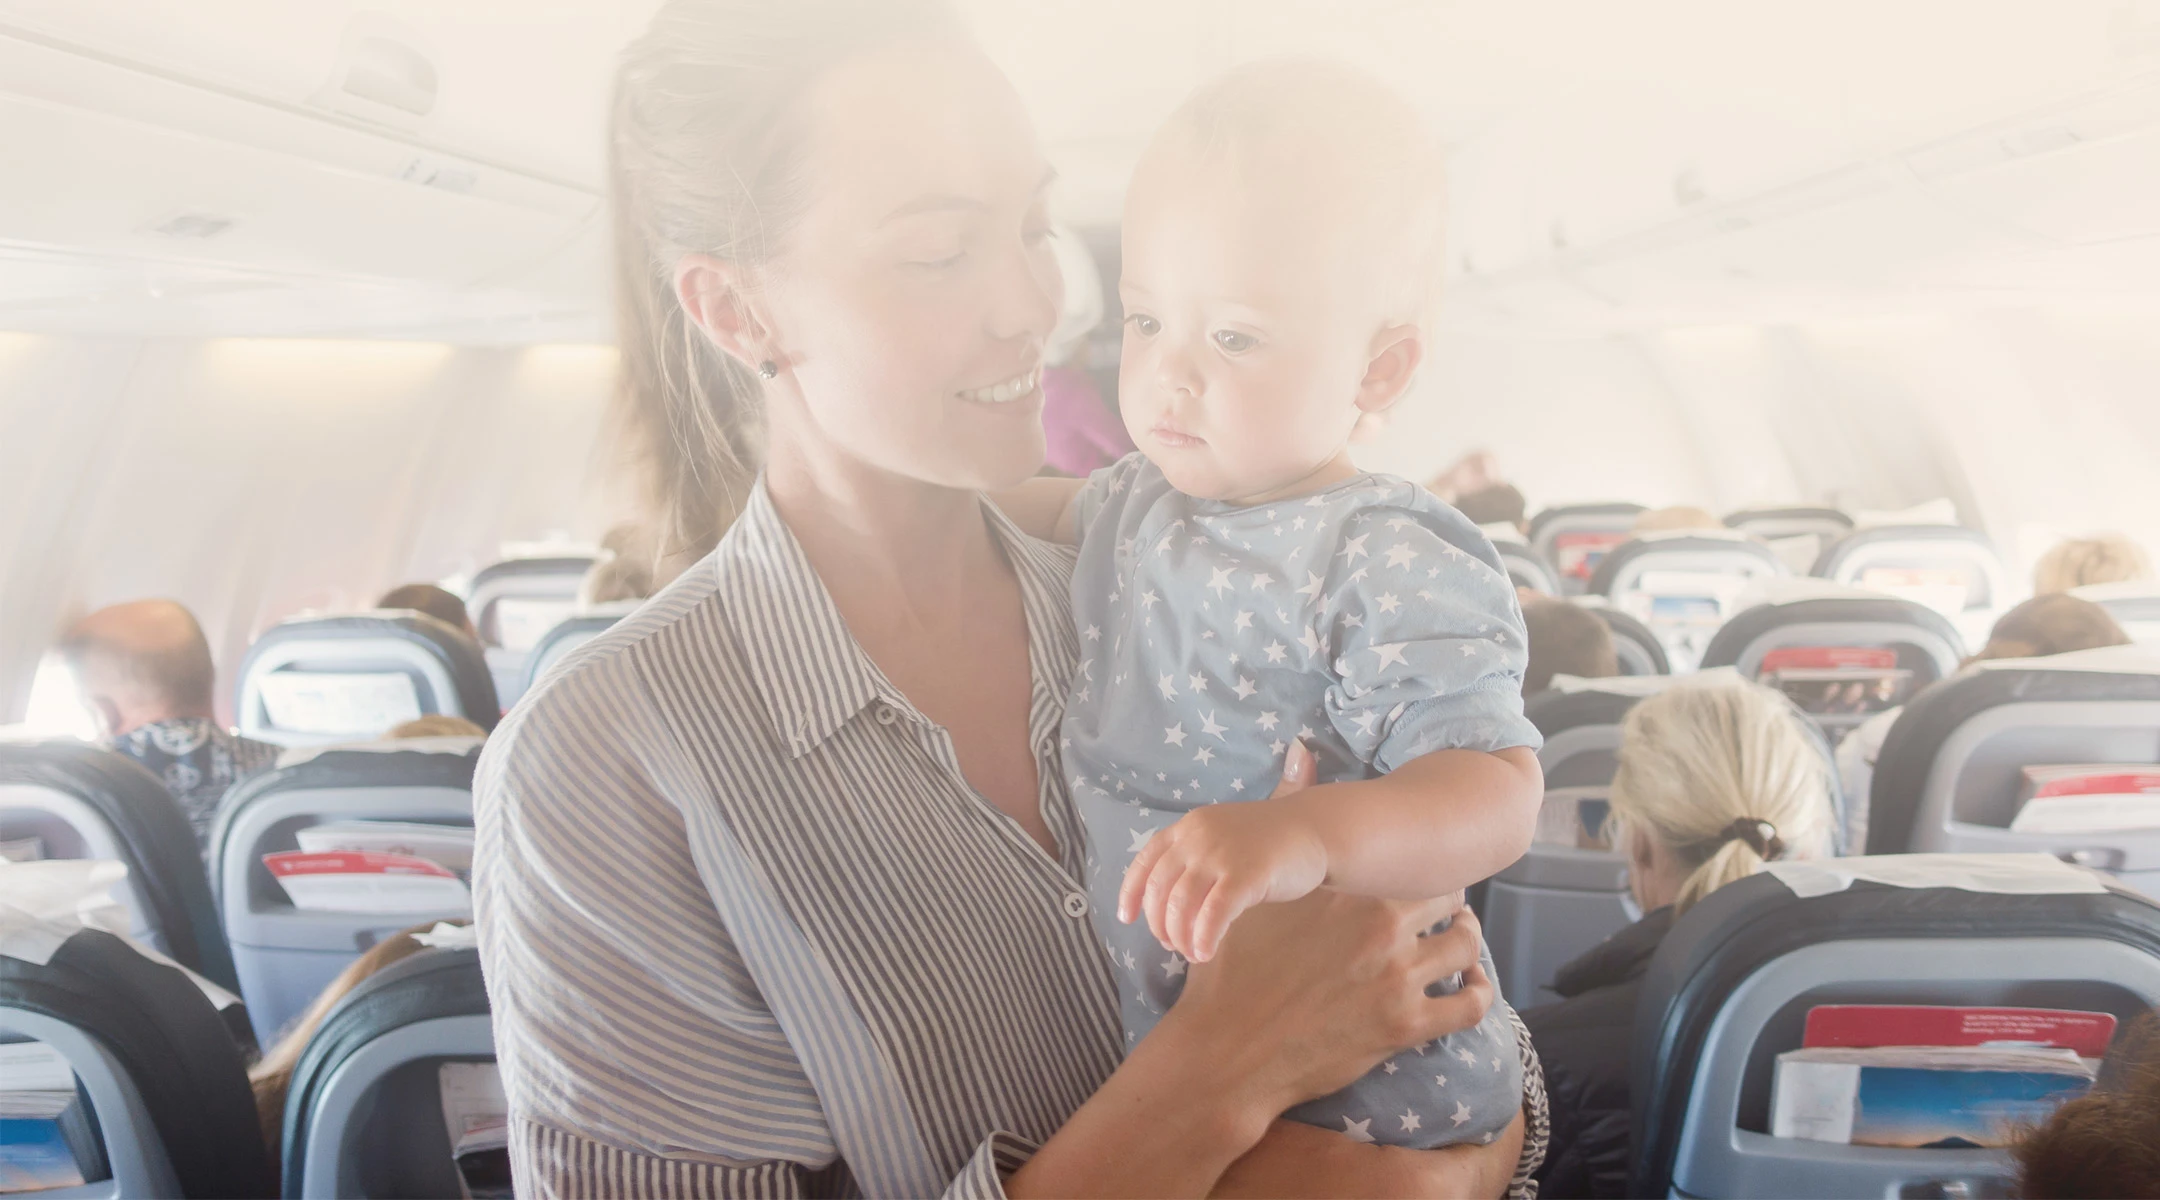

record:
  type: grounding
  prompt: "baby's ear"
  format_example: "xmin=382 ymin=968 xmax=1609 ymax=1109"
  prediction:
xmin=1355 ymin=323 xmax=1425 ymax=416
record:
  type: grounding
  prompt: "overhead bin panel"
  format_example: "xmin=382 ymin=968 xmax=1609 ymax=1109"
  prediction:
xmin=0 ymin=27 xmax=599 ymax=290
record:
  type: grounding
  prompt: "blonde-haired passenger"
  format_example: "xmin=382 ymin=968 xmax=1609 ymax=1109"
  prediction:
xmin=2034 ymin=534 xmax=2154 ymax=596
xmin=1523 ymin=675 xmax=1835 ymax=1197
xmin=1632 ymin=505 xmax=1724 ymax=535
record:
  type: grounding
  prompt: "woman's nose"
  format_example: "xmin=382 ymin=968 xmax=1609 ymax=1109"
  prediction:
xmin=987 ymin=239 xmax=1061 ymax=347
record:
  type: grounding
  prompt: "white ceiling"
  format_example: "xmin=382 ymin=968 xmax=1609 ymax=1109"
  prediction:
xmin=1 ymin=0 xmax=2157 ymax=339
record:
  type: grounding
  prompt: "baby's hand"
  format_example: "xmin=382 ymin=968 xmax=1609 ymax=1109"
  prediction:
xmin=1118 ymin=743 xmax=1329 ymax=962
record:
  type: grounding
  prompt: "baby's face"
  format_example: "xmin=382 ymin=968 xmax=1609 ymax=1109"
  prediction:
xmin=1116 ymin=156 xmax=1387 ymax=506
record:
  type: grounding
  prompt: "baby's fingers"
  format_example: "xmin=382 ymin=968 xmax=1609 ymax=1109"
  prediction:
xmin=1164 ymin=869 xmax=1216 ymax=960
xmin=1141 ymin=858 xmax=1187 ymax=951
xmin=1118 ymin=831 xmax=1171 ymax=925
xmin=1187 ymin=881 xmax=1255 ymax=963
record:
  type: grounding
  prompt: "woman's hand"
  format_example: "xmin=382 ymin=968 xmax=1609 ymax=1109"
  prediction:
xmin=1211 ymin=1114 xmax=1526 ymax=1199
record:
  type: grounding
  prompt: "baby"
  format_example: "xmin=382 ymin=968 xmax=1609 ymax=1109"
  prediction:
xmin=1002 ymin=60 xmax=1543 ymax=1150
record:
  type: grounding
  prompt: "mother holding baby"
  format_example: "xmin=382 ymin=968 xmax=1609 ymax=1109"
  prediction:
xmin=472 ymin=0 xmax=1545 ymax=1195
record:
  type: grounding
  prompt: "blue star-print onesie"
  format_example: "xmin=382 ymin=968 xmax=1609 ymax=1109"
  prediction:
xmin=1061 ymin=452 xmax=1542 ymax=1148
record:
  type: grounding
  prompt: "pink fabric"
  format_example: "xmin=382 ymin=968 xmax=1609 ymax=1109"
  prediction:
xmin=1040 ymin=366 xmax=1134 ymax=477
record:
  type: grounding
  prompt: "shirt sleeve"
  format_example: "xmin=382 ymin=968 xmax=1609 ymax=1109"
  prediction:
xmin=476 ymin=655 xmax=1043 ymax=1199
xmin=1317 ymin=495 xmax=1543 ymax=772
xmin=1070 ymin=450 xmax=1151 ymax=540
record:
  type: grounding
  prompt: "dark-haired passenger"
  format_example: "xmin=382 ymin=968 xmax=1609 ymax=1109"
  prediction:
xmin=1522 ymin=597 xmax=1619 ymax=697
xmin=376 ymin=583 xmax=476 ymax=639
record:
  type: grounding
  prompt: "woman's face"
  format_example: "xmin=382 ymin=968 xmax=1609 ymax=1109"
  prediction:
xmin=757 ymin=37 xmax=1061 ymax=492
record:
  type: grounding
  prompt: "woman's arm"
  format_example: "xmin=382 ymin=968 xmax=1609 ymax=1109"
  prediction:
xmin=1210 ymin=1113 xmax=1524 ymax=1199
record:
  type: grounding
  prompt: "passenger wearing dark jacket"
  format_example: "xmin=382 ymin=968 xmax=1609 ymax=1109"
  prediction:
xmin=1524 ymin=675 xmax=1837 ymax=1197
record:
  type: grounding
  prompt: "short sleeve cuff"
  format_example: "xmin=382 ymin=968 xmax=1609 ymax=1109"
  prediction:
xmin=1374 ymin=683 xmax=1545 ymax=774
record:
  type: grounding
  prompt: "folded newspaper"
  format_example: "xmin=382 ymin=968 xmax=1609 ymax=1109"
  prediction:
xmin=439 ymin=1062 xmax=511 ymax=1199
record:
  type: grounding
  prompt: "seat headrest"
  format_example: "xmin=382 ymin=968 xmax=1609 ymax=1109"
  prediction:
xmin=1627 ymin=864 xmax=2160 ymax=1197
xmin=236 ymin=613 xmax=497 ymax=744
xmin=1582 ymin=604 xmax=1673 ymax=676
xmin=470 ymin=556 xmax=596 ymax=652
xmin=1724 ymin=506 xmax=1854 ymax=533
xmin=0 ymin=741 xmax=235 ymax=990
xmin=1588 ymin=534 xmax=1787 ymax=599
xmin=1700 ymin=590 xmax=1968 ymax=674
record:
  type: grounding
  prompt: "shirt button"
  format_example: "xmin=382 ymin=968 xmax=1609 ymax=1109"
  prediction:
xmin=874 ymin=705 xmax=899 ymax=726
xmin=1062 ymin=892 xmax=1089 ymax=919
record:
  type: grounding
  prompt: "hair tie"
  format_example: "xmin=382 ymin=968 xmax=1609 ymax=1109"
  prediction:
xmin=1721 ymin=817 xmax=1785 ymax=860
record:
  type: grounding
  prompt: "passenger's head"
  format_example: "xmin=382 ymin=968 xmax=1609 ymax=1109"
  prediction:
xmin=2033 ymin=534 xmax=2155 ymax=596
xmin=57 ymin=600 xmax=218 ymax=738
xmin=1455 ymin=483 xmax=1528 ymax=533
xmin=375 ymin=583 xmax=474 ymax=638
xmin=1632 ymin=505 xmax=1723 ymax=535
xmin=385 ymin=715 xmax=486 ymax=739
xmin=1117 ymin=59 xmax=1444 ymax=503
xmin=619 ymin=0 xmax=1055 ymax=561
xmin=1521 ymin=597 xmax=1618 ymax=696
xmin=2014 ymin=1011 xmax=2160 ymax=1199
xmin=248 ymin=920 xmax=464 ymax=1158
xmin=1968 ymin=593 xmax=2130 ymax=664
xmin=1609 ymin=675 xmax=1835 ymax=915
xmin=579 ymin=527 xmax=658 ymax=608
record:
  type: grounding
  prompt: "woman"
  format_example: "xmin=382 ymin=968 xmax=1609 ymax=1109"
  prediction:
xmin=471 ymin=1 xmax=1538 ymax=1195
xmin=1524 ymin=674 xmax=1836 ymax=1198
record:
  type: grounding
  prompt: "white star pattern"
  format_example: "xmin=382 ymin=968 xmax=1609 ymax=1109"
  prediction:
xmin=1370 ymin=643 xmax=1410 ymax=672
xmin=1435 ymin=1074 xmax=1448 ymax=1088
xmin=1341 ymin=1117 xmax=1375 ymax=1144
xmin=1400 ymin=1109 xmax=1422 ymax=1134
xmin=1264 ymin=641 xmax=1288 ymax=664
xmin=1250 ymin=572 xmax=1274 ymax=590
xmin=1140 ymin=590 xmax=1159 ymax=608
xmin=1128 ymin=828 xmax=1153 ymax=853
xmin=1230 ymin=778 xmax=1245 ymax=792
xmin=1299 ymin=626 xmax=1324 ymax=658
xmin=1207 ymin=566 xmax=1235 ymax=596
xmin=1199 ymin=710 xmax=1228 ymax=740
xmin=1350 ymin=710 xmax=1379 ymax=736
xmin=1376 ymin=592 xmax=1401 ymax=614
xmin=1295 ymin=571 xmax=1324 ymax=600
xmin=1194 ymin=746 xmax=1214 ymax=765
xmin=1386 ymin=516 xmax=1415 ymax=532
xmin=1340 ymin=534 xmax=1370 ymax=562
xmin=1232 ymin=676 xmax=1257 ymax=699
xmin=1187 ymin=672 xmax=1208 ymax=694
xmin=1158 ymin=673 xmax=1178 ymax=700
xmin=1455 ymin=1047 xmax=1479 ymax=1066
xmin=1233 ymin=610 xmax=1253 ymax=631
xmin=1343 ymin=613 xmax=1364 ymax=629
xmin=1383 ymin=1061 xmax=1399 ymax=1075
xmin=1256 ymin=711 xmax=1279 ymax=731
xmin=1452 ymin=1101 xmax=1472 ymax=1127
xmin=1269 ymin=739 xmax=1287 ymax=755
xmin=1084 ymin=624 xmax=1101 ymax=641
xmin=1163 ymin=724 xmax=1187 ymax=747
xmin=1385 ymin=543 xmax=1420 ymax=569
xmin=1161 ymin=956 xmax=1186 ymax=979
xmin=1293 ymin=516 xmax=1307 ymax=531
xmin=1298 ymin=725 xmax=1317 ymax=740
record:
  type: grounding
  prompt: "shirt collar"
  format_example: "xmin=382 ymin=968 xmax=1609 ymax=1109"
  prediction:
xmin=714 ymin=477 xmax=1077 ymax=761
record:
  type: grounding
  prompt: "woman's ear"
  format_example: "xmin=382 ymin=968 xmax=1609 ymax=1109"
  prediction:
xmin=674 ymin=253 xmax=776 ymax=374
xmin=1354 ymin=323 xmax=1425 ymax=417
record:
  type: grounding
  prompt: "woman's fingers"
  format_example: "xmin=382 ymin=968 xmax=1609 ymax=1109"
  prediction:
xmin=1413 ymin=962 xmax=1495 ymax=1047
xmin=1141 ymin=859 xmax=1186 ymax=949
xmin=1266 ymin=740 xmax=1315 ymax=799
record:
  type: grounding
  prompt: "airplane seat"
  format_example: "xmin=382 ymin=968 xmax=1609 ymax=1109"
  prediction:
xmin=1627 ymin=855 xmax=2160 ymax=1199
xmin=236 ymin=613 xmax=498 ymax=747
xmin=1812 ymin=524 xmax=2013 ymax=650
xmin=1724 ymin=506 xmax=1855 ymax=574
xmin=1480 ymin=523 xmax=1563 ymax=595
xmin=1528 ymin=502 xmax=1648 ymax=596
xmin=1864 ymin=644 xmax=2160 ymax=894
xmin=210 ymin=739 xmax=482 ymax=1046
xmin=281 ymin=944 xmax=493 ymax=1200
xmin=468 ymin=556 xmax=595 ymax=706
xmin=0 ymin=926 xmax=273 ymax=1198
xmin=512 ymin=601 xmax=642 ymax=705
xmin=2072 ymin=580 xmax=2160 ymax=647
xmin=0 ymin=741 xmax=237 ymax=991
xmin=1588 ymin=533 xmax=1789 ymax=673
xmin=1484 ymin=676 xmax=1680 ymax=1005
xmin=1572 ymin=599 xmax=1672 ymax=676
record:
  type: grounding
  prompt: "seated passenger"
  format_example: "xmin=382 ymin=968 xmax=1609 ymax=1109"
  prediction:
xmin=1524 ymin=674 xmax=1836 ymax=1198
xmin=1522 ymin=596 xmax=1620 ymax=696
xmin=1631 ymin=505 xmax=1722 ymax=535
xmin=1835 ymin=594 xmax=2133 ymax=811
xmin=386 ymin=715 xmax=487 ymax=739
xmin=2014 ymin=1011 xmax=2160 ymax=1199
xmin=1423 ymin=448 xmax=1503 ymax=503
xmin=57 ymin=600 xmax=279 ymax=853
xmin=247 ymin=919 xmax=471 ymax=1160
xmin=2033 ymin=533 xmax=2155 ymax=596
xmin=375 ymin=583 xmax=476 ymax=639
xmin=1456 ymin=483 xmax=1530 ymax=537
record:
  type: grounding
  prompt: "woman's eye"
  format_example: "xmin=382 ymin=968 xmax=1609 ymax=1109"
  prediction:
xmin=1212 ymin=329 xmax=1257 ymax=354
xmin=1023 ymin=225 xmax=1056 ymax=246
xmin=910 ymin=251 xmax=966 ymax=270
xmin=1127 ymin=314 xmax=1161 ymax=336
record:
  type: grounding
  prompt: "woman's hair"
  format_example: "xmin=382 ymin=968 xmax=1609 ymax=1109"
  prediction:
xmin=1521 ymin=596 xmax=1618 ymax=695
xmin=2015 ymin=1011 xmax=2160 ymax=1198
xmin=1609 ymin=674 xmax=1835 ymax=914
xmin=385 ymin=714 xmax=486 ymax=739
xmin=248 ymin=920 xmax=466 ymax=1156
xmin=1968 ymin=593 xmax=2131 ymax=664
xmin=611 ymin=0 xmax=961 ymax=561
xmin=2034 ymin=534 xmax=2155 ymax=596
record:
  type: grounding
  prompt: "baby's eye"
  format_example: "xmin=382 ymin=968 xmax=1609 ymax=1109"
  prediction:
xmin=1212 ymin=329 xmax=1258 ymax=354
xmin=1126 ymin=313 xmax=1161 ymax=337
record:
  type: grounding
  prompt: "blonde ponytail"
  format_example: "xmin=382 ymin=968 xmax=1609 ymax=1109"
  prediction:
xmin=1609 ymin=673 xmax=1835 ymax=915
xmin=609 ymin=0 xmax=960 ymax=561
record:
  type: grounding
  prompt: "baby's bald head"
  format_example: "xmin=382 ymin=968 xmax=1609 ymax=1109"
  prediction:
xmin=59 ymin=599 xmax=218 ymax=734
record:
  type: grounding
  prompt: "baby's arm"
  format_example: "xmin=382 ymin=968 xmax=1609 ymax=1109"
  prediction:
xmin=1122 ymin=746 xmax=1541 ymax=961
xmin=988 ymin=477 xmax=1085 ymax=544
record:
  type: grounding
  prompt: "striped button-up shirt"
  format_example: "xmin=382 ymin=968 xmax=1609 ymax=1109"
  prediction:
xmin=473 ymin=480 xmax=1545 ymax=1198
